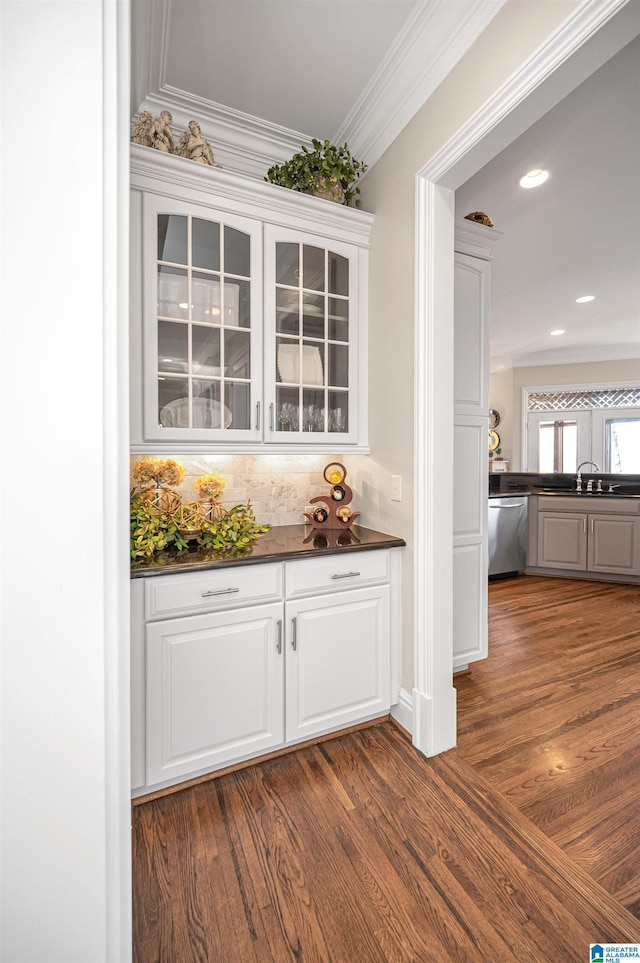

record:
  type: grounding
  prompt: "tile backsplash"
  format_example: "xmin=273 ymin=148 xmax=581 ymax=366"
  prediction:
xmin=130 ymin=454 xmax=343 ymax=527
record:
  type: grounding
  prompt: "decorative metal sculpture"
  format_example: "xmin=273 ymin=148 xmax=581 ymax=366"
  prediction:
xmin=305 ymin=462 xmax=360 ymax=530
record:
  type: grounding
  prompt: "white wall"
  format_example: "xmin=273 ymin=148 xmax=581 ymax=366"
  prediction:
xmin=347 ymin=0 xmax=580 ymax=694
xmin=0 ymin=3 xmax=130 ymax=961
xmin=490 ymin=358 xmax=640 ymax=469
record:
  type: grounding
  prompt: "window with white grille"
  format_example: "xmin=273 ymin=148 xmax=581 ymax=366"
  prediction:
xmin=526 ymin=387 xmax=640 ymax=474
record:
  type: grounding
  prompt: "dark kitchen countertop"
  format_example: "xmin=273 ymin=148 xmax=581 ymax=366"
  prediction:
xmin=489 ymin=471 xmax=640 ymax=498
xmin=131 ymin=524 xmax=406 ymax=578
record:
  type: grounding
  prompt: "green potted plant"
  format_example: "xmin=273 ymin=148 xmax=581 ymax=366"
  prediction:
xmin=265 ymin=138 xmax=367 ymax=206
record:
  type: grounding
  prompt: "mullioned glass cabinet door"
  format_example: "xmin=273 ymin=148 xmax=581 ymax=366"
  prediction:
xmin=142 ymin=195 xmax=263 ymax=443
xmin=263 ymin=225 xmax=359 ymax=444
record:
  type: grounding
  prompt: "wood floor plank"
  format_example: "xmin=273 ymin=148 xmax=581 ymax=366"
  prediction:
xmin=133 ymin=573 xmax=640 ymax=959
xmin=456 ymin=573 xmax=640 ymax=920
xmin=133 ymin=719 xmax=640 ymax=961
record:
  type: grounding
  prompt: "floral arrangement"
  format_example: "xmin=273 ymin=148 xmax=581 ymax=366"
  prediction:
xmin=132 ymin=457 xmax=185 ymax=489
xmin=130 ymin=489 xmax=188 ymax=559
xmin=130 ymin=462 xmax=270 ymax=560
xmin=194 ymin=473 xmax=226 ymax=500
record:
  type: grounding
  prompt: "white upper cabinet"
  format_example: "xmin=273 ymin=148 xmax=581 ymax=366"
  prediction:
xmin=264 ymin=226 xmax=360 ymax=445
xmin=130 ymin=146 xmax=372 ymax=452
xmin=141 ymin=194 xmax=263 ymax=445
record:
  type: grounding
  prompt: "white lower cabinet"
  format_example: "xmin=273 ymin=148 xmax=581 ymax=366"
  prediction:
xmin=145 ymin=603 xmax=284 ymax=786
xmin=132 ymin=548 xmax=399 ymax=796
xmin=285 ymin=586 xmax=390 ymax=743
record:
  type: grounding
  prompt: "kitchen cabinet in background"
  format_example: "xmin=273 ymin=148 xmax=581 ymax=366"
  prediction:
xmin=528 ymin=495 xmax=640 ymax=580
xmin=452 ymin=217 xmax=503 ymax=671
xmin=130 ymin=145 xmax=372 ymax=452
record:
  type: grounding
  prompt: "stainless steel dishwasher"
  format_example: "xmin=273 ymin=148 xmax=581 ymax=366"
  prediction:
xmin=488 ymin=496 xmax=527 ymax=579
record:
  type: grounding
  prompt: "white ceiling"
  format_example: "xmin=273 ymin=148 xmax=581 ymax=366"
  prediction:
xmin=161 ymin=1 xmax=415 ymax=139
xmin=131 ymin=0 xmax=640 ymax=372
xmin=131 ymin=0 xmax=505 ymax=176
xmin=456 ymin=32 xmax=640 ymax=372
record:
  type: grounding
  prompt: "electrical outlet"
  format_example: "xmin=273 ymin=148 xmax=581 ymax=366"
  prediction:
xmin=391 ymin=475 xmax=402 ymax=502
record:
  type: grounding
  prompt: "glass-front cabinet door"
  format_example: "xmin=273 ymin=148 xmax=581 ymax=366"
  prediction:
xmin=264 ymin=226 xmax=359 ymax=444
xmin=142 ymin=195 xmax=263 ymax=443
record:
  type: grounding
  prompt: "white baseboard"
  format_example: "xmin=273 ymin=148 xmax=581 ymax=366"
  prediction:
xmin=391 ymin=688 xmax=414 ymax=737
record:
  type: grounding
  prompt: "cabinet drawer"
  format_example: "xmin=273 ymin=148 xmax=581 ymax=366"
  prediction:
xmin=144 ymin=562 xmax=283 ymax=620
xmin=285 ymin=549 xmax=390 ymax=598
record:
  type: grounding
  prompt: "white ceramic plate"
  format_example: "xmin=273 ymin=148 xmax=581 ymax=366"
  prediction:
xmin=160 ymin=396 xmax=233 ymax=428
xmin=277 ymin=344 xmax=324 ymax=385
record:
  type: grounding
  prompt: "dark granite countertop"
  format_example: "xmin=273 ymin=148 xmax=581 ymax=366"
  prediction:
xmin=131 ymin=524 xmax=406 ymax=578
xmin=489 ymin=471 xmax=640 ymax=498
xmin=490 ymin=488 xmax=640 ymax=499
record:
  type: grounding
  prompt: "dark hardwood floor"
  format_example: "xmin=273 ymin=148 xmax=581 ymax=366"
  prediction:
xmin=132 ymin=573 xmax=640 ymax=961
xmin=455 ymin=574 xmax=640 ymax=918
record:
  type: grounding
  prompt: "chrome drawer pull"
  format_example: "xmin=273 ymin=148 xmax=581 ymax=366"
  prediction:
xmin=201 ymin=587 xmax=240 ymax=597
xmin=276 ymin=619 xmax=282 ymax=654
xmin=291 ymin=617 xmax=297 ymax=651
xmin=331 ymin=571 xmax=361 ymax=580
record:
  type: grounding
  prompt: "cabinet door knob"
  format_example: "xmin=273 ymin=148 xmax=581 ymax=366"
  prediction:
xmin=276 ymin=619 xmax=282 ymax=654
xmin=331 ymin=571 xmax=361 ymax=580
xmin=201 ymin=587 xmax=240 ymax=598
xmin=291 ymin=617 xmax=297 ymax=651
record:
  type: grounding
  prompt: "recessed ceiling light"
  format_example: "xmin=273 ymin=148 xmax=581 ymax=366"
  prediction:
xmin=518 ymin=168 xmax=550 ymax=189
xmin=575 ymin=295 xmax=595 ymax=303
xmin=179 ymin=302 xmax=189 ymax=309
xmin=550 ymin=329 xmax=565 ymax=336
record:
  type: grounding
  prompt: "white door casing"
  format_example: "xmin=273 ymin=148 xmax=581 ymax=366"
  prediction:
xmin=412 ymin=0 xmax=638 ymax=757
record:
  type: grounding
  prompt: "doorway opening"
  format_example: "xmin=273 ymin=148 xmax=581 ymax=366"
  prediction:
xmin=412 ymin=0 xmax=640 ymax=757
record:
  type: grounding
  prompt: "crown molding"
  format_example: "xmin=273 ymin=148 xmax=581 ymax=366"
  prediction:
xmin=137 ymin=89 xmax=312 ymax=180
xmin=335 ymin=0 xmax=507 ymax=170
xmin=130 ymin=144 xmax=374 ymax=244
xmin=420 ymin=0 xmax=638 ymax=188
xmin=131 ymin=0 xmax=506 ymax=179
xmin=454 ymin=216 xmax=503 ymax=260
xmin=491 ymin=342 xmax=640 ymax=373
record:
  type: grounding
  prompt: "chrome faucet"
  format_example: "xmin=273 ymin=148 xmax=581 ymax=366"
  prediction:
xmin=576 ymin=460 xmax=600 ymax=492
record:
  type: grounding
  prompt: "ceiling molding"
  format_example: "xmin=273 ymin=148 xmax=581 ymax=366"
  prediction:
xmin=137 ymin=89 xmax=312 ymax=180
xmin=454 ymin=216 xmax=503 ymax=260
xmin=130 ymin=0 xmax=170 ymax=119
xmin=492 ymin=342 xmax=640 ymax=373
xmin=422 ymin=0 xmax=637 ymax=189
xmin=131 ymin=0 xmax=507 ymax=179
xmin=335 ymin=0 xmax=507 ymax=169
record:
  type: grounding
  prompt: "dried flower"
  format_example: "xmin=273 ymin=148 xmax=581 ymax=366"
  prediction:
xmin=194 ymin=472 xmax=226 ymax=500
xmin=162 ymin=459 xmax=185 ymax=488
xmin=132 ymin=457 xmax=185 ymax=489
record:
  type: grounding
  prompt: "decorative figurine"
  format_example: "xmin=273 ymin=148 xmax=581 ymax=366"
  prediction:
xmin=176 ymin=120 xmax=220 ymax=167
xmin=304 ymin=462 xmax=360 ymax=530
xmin=131 ymin=110 xmax=175 ymax=153
xmin=464 ymin=211 xmax=494 ymax=228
